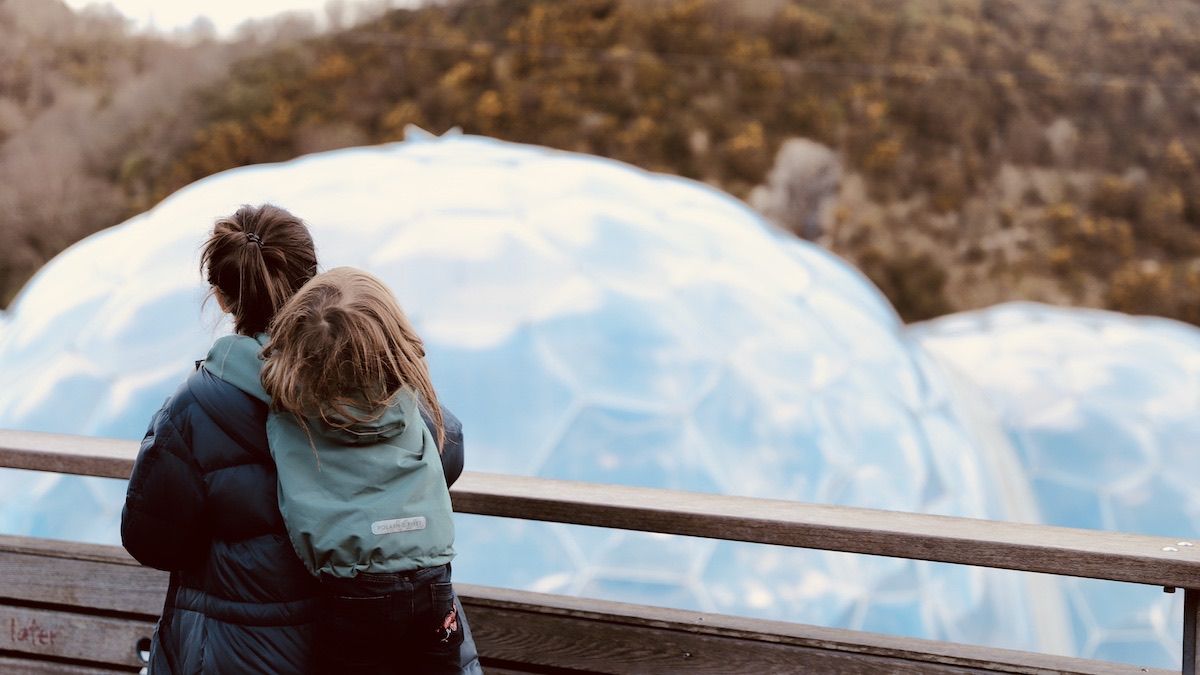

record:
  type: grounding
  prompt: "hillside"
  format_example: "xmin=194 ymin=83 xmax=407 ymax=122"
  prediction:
xmin=5 ymin=0 xmax=1200 ymax=325
xmin=0 ymin=0 xmax=280 ymax=306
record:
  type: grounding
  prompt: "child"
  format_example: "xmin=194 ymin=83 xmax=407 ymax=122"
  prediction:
xmin=237 ymin=266 xmax=468 ymax=673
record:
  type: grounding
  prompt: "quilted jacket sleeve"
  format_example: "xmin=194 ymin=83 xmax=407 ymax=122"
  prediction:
xmin=423 ymin=403 xmax=465 ymax=487
xmin=120 ymin=395 xmax=209 ymax=571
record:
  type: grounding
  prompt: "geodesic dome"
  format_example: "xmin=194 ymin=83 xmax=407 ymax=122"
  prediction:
xmin=913 ymin=302 xmax=1200 ymax=665
xmin=0 ymin=133 xmax=1160 ymax=662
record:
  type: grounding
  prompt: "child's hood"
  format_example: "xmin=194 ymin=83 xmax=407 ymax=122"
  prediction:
xmin=202 ymin=334 xmax=412 ymax=446
xmin=203 ymin=334 xmax=271 ymax=404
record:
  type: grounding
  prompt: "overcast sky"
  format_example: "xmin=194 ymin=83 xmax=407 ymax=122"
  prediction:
xmin=61 ymin=0 xmax=419 ymax=36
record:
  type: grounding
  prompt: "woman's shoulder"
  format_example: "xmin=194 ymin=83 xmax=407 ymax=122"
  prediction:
xmin=183 ymin=365 xmax=262 ymax=411
xmin=161 ymin=365 xmax=269 ymax=460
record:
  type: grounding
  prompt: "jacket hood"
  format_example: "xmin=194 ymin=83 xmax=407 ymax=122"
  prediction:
xmin=203 ymin=334 xmax=412 ymax=446
xmin=204 ymin=334 xmax=271 ymax=404
xmin=317 ymin=399 xmax=411 ymax=446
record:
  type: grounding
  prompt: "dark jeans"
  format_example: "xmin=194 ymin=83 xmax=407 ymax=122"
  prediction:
xmin=315 ymin=564 xmax=480 ymax=674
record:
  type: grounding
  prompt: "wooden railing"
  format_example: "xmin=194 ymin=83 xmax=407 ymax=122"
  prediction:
xmin=0 ymin=428 xmax=1195 ymax=674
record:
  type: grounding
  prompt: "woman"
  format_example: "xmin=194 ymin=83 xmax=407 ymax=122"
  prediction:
xmin=120 ymin=204 xmax=480 ymax=673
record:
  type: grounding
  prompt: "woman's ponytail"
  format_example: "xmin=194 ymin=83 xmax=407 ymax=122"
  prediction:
xmin=201 ymin=204 xmax=318 ymax=336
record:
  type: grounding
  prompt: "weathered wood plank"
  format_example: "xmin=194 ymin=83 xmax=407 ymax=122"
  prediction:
xmin=0 ymin=656 xmax=132 ymax=674
xmin=0 ymin=534 xmax=142 ymax=565
xmin=467 ymin=602 xmax=981 ymax=674
xmin=0 ymin=605 xmax=152 ymax=667
xmin=457 ymin=584 xmax=1171 ymax=675
xmin=0 ymin=536 xmax=166 ymax=617
xmin=3 ymin=431 xmax=1200 ymax=591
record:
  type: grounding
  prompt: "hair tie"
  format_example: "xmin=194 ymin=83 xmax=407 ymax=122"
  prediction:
xmin=245 ymin=232 xmax=263 ymax=246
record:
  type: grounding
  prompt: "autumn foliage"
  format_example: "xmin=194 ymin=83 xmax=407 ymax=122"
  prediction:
xmin=5 ymin=0 xmax=1200 ymax=326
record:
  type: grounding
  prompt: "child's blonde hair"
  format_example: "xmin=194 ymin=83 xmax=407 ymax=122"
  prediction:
xmin=261 ymin=266 xmax=445 ymax=452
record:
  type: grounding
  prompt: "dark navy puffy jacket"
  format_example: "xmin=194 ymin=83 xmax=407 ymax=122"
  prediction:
xmin=121 ymin=365 xmax=465 ymax=674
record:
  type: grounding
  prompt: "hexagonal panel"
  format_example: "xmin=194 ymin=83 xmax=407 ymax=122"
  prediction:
xmin=913 ymin=302 xmax=1200 ymax=668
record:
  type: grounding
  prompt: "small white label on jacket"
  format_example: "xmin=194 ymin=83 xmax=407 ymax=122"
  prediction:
xmin=371 ymin=516 xmax=427 ymax=535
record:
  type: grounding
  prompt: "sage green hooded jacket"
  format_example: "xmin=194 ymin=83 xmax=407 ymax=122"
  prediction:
xmin=203 ymin=334 xmax=456 ymax=578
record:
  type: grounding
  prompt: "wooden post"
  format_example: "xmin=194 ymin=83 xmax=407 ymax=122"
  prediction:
xmin=1185 ymin=588 xmax=1200 ymax=675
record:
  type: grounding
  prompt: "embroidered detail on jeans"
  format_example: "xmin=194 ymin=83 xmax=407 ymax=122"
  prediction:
xmin=371 ymin=516 xmax=427 ymax=535
xmin=438 ymin=605 xmax=459 ymax=642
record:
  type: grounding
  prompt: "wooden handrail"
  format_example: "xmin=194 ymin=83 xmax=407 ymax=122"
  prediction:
xmin=452 ymin=472 xmax=1200 ymax=589
xmin=0 ymin=429 xmax=137 ymax=479
xmin=4 ymin=428 xmax=1199 ymax=589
